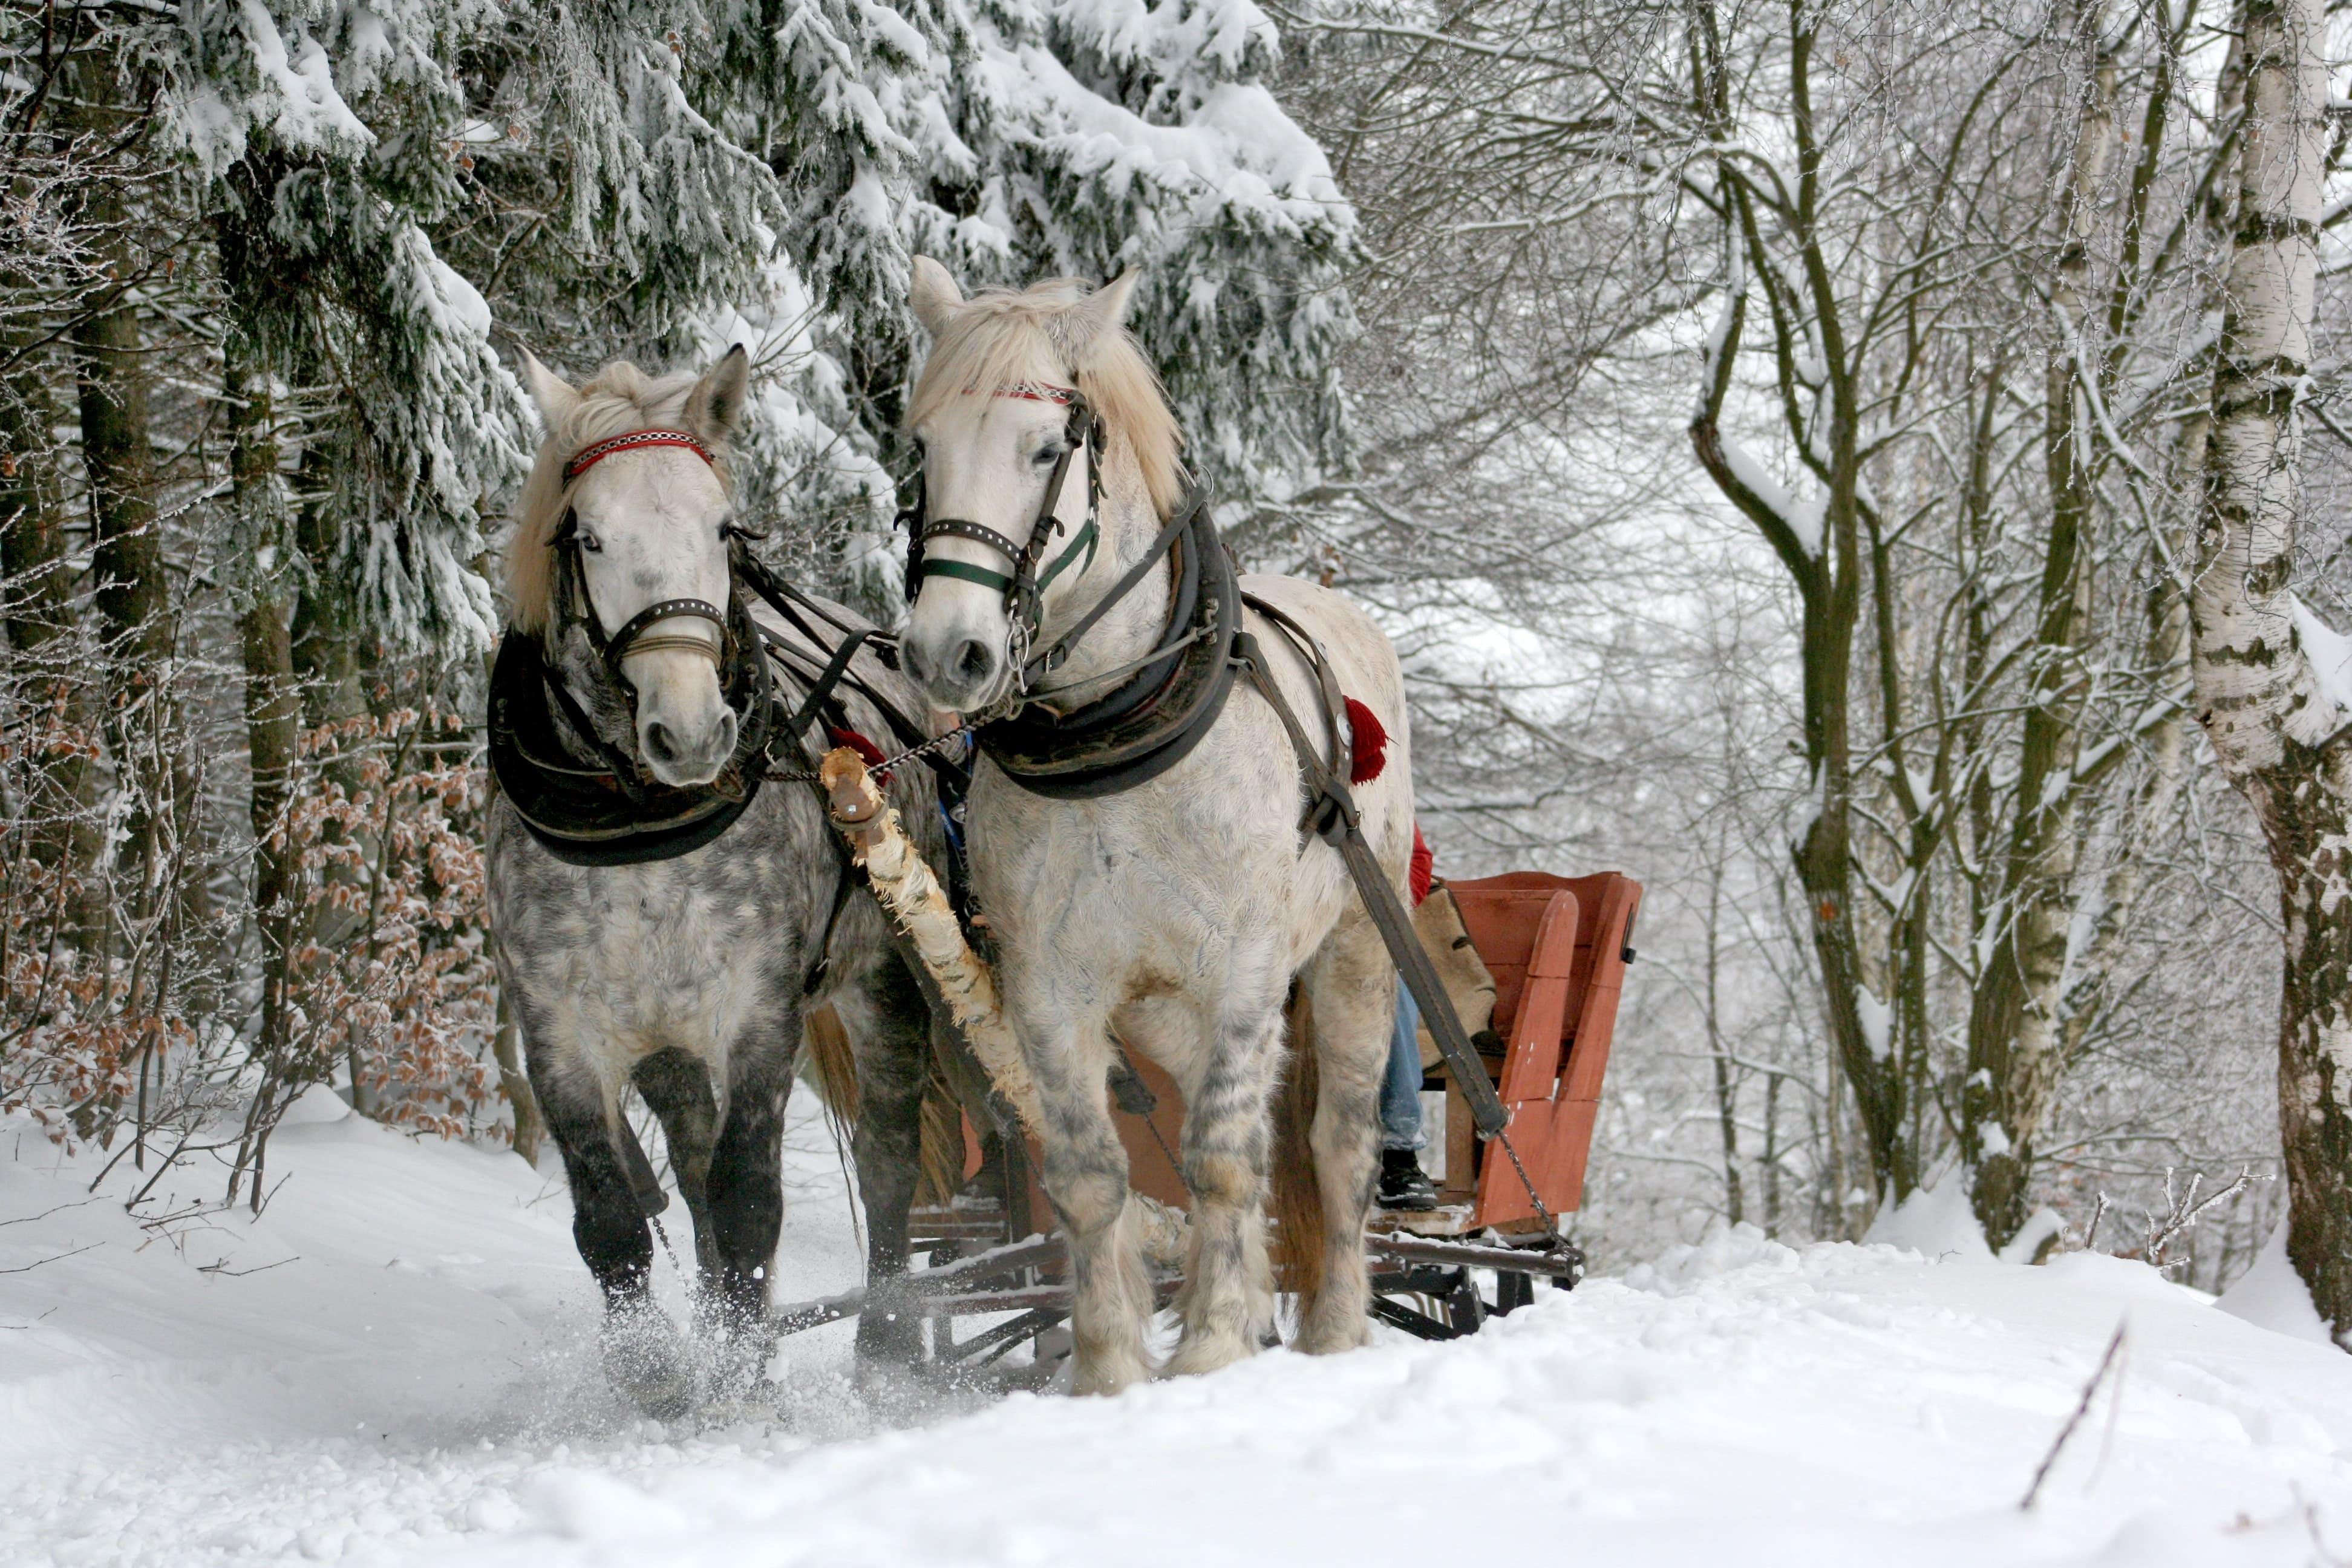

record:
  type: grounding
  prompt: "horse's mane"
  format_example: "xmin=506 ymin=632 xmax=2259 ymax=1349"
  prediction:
xmin=909 ymin=279 xmax=1186 ymax=520
xmin=504 ymin=361 xmax=731 ymax=636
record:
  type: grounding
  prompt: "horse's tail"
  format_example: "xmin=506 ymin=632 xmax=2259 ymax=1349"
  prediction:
xmin=1270 ymin=981 xmax=1328 ymax=1319
xmin=800 ymin=1004 xmax=860 ymax=1123
xmin=800 ymin=1003 xmax=862 ymax=1197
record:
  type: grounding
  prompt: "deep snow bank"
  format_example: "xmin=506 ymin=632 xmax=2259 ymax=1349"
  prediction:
xmin=4 ymin=1101 xmax=2351 ymax=1567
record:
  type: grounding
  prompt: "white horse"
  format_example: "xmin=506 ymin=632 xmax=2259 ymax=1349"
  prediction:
xmin=895 ymin=262 xmax=1413 ymax=1392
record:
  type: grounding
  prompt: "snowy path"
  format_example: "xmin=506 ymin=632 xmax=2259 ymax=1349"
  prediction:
xmin=5 ymin=1099 xmax=2351 ymax=1567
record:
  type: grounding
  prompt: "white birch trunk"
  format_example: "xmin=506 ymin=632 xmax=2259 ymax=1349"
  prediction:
xmin=2190 ymin=0 xmax=2352 ymax=1345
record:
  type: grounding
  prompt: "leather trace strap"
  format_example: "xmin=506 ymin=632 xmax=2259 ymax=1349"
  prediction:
xmin=1228 ymin=601 xmax=1568 ymax=1250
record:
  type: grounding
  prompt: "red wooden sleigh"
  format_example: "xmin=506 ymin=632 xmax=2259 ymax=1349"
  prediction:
xmin=1437 ymin=871 xmax=1643 ymax=1229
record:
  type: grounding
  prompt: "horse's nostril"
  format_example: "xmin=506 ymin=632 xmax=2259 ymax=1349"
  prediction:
xmin=645 ymin=721 xmax=679 ymax=765
xmin=954 ymin=639 xmax=993 ymax=682
xmin=712 ymin=712 xmax=737 ymax=756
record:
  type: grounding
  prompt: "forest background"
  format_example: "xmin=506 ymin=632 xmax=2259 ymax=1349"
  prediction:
xmin=0 ymin=0 xmax=2341 ymax=1316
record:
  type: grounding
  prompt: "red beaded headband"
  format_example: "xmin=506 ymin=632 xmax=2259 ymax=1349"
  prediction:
xmin=993 ymin=382 xmax=1079 ymax=405
xmin=563 ymin=429 xmax=716 ymax=483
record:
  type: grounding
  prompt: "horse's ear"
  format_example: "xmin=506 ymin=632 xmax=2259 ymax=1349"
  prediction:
xmin=518 ymin=347 xmax=581 ymax=432
xmin=684 ymin=344 xmax=751 ymax=445
xmin=910 ymin=256 xmax=964 ymax=337
xmin=1059 ymin=270 xmax=1142 ymax=365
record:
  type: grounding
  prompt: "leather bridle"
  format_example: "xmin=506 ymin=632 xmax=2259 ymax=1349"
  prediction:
xmin=901 ymin=382 xmax=1103 ymax=682
xmin=551 ymin=428 xmax=740 ymax=696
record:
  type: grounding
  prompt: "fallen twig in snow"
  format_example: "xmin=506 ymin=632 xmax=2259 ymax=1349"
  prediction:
xmin=197 ymin=1254 xmax=297 ymax=1278
xmin=2020 ymin=1319 xmax=2128 ymax=1511
xmin=0 ymin=1242 xmax=97 ymax=1273
xmin=0 ymin=1197 xmax=97 ymax=1229
xmin=2295 ymin=1485 xmax=2351 ymax=1567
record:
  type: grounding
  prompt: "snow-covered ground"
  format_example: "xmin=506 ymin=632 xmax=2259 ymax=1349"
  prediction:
xmin=5 ymin=1094 xmax=2351 ymax=1567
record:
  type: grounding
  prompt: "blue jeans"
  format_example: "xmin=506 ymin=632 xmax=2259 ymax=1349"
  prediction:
xmin=1380 ymin=981 xmax=1426 ymax=1152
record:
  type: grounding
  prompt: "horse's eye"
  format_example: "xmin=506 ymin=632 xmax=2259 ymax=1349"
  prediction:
xmin=1033 ymin=445 xmax=1064 ymax=467
xmin=580 ymin=533 xmax=603 ymax=554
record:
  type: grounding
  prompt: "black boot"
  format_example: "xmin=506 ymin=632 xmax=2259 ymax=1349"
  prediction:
xmin=1377 ymin=1146 xmax=1438 ymax=1211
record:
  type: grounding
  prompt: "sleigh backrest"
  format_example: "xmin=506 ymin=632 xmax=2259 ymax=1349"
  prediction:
xmin=1443 ymin=871 xmax=1642 ymax=1221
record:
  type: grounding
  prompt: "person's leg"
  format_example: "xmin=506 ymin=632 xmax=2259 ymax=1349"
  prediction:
xmin=1379 ymin=981 xmax=1424 ymax=1151
xmin=1377 ymin=981 xmax=1437 ymax=1210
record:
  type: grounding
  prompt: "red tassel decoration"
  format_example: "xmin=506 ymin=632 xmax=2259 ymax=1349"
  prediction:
xmin=1345 ymin=697 xmax=1387 ymax=785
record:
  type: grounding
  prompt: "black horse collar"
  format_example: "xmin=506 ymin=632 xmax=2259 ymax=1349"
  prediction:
xmin=973 ymin=487 xmax=1238 ymax=799
xmin=488 ymin=584 xmax=779 ymax=867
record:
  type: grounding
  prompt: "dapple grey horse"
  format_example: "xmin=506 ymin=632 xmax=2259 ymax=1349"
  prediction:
xmin=488 ymin=348 xmax=942 ymax=1414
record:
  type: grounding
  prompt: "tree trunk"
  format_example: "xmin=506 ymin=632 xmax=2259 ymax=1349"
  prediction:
xmin=227 ymin=349 xmax=301 ymax=1083
xmin=1964 ymin=29 xmax=2115 ymax=1248
xmin=2189 ymin=0 xmax=2349 ymax=1345
xmin=66 ymin=85 xmax=174 ymax=934
xmin=290 ymin=441 xmax=365 ymax=728
xmin=0 ymin=345 xmax=99 ymax=891
xmin=1703 ymin=855 xmax=1745 ymax=1223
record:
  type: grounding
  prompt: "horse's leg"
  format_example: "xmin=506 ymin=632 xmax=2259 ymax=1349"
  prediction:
xmin=833 ymin=955 xmax=930 ymax=1367
xmin=1163 ymin=972 xmax=1286 ymax=1377
xmin=1022 ymin=1002 xmax=1152 ymax=1394
xmin=699 ymin=1019 xmax=794 ymax=1392
xmin=530 ymin=1047 xmax=694 ymax=1417
xmin=1292 ymin=913 xmax=1390 ymax=1354
xmin=632 ymin=1047 xmax=720 ymax=1278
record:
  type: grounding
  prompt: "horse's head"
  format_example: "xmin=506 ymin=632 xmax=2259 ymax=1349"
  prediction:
xmin=511 ymin=345 xmax=753 ymax=788
xmin=897 ymin=260 xmax=1182 ymax=714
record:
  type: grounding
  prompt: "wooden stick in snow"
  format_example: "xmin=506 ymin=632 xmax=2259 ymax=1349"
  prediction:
xmin=2019 ymin=1319 xmax=2128 ymax=1510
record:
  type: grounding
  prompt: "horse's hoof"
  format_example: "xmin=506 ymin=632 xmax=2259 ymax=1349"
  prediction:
xmin=700 ymin=1317 xmax=776 ymax=1399
xmin=1161 ymin=1332 xmax=1258 ymax=1379
xmin=1068 ymin=1351 xmax=1153 ymax=1396
xmin=851 ymin=1351 xmax=927 ymax=1403
xmin=853 ymin=1308 xmax=924 ymax=1368
xmin=602 ymin=1305 xmax=696 ymax=1419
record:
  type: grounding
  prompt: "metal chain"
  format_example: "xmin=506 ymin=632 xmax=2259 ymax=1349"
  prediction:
xmin=1488 ymin=1122 xmax=1569 ymax=1251
xmin=762 ymin=720 xmax=975 ymax=783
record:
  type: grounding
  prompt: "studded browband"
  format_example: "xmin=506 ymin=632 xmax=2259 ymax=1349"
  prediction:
xmin=563 ymin=428 xmax=716 ymax=483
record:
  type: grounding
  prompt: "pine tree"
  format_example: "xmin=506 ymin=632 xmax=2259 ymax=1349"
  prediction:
xmin=449 ymin=0 xmax=1358 ymax=603
xmin=163 ymin=0 xmax=530 ymax=656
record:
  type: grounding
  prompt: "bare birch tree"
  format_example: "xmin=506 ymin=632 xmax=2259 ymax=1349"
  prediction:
xmin=2187 ymin=0 xmax=2352 ymax=1341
